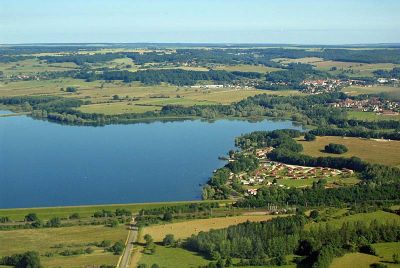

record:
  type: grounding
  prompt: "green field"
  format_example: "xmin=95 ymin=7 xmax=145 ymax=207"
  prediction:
xmin=297 ymin=136 xmax=400 ymax=167
xmin=137 ymin=246 xmax=209 ymax=268
xmin=0 ymin=200 xmax=231 ymax=221
xmin=213 ymin=64 xmax=282 ymax=73
xmin=342 ymin=85 xmax=400 ymax=95
xmin=276 ymin=175 xmax=360 ymax=188
xmin=305 ymin=210 xmax=400 ymax=230
xmin=373 ymin=242 xmax=400 ymax=264
xmin=0 ymin=225 xmax=127 ymax=268
xmin=347 ymin=111 xmax=400 ymax=121
xmin=330 ymin=252 xmax=383 ymax=268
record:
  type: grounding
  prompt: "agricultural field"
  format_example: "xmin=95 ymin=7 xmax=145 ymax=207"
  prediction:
xmin=0 ymin=225 xmax=127 ymax=268
xmin=297 ymin=136 xmax=400 ymax=167
xmin=274 ymin=57 xmax=400 ymax=77
xmin=342 ymin=85 xmax=400 ymax=95
xmin=213 ymin=64 xmax=282 ymax=73
xmin=140 ymin=214 xmax=279 ymax=243
xmin=347 ymin=111 xmax=400 ymax=121
xmin=330 ymin=253 xmax=383 ymax=268
xmin=373 ymin=242 xmax=400 ymax=264
xmin=305 ymin=210 xmax=400 ymax=230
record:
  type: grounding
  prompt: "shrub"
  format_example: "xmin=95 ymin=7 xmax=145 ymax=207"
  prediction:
xmin=324 ymin=143 xmax=348 ymax=154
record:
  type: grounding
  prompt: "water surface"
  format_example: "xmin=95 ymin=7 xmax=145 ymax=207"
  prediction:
xmin=0 ymin=115 xmax=302 ymax=208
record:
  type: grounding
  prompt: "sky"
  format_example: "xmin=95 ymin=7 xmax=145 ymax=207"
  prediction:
xmin=0 ymin=0 xmax=399 ymax=44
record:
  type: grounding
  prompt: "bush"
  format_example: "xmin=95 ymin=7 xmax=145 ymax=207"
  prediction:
xmin=304 ymin=132 xmax=316 ymax=141
xmin=359 ymin=244 xmax=376 ymax=255
xmin=66 ymin=86 xmax=77 ymax=92
xmin=69 ymin=213 xmax=80 ymax=220
xmin=162 ymin=234 xmax=175 ymax=246
xmin=324 ymin=143 xmax=348 ymax=154
xmin=25 ymin=213 xmax=39 ymax=222
xmin=47 ymin=217 xmax=61 ymax=227
xmin=108 ymin=241 xmax=125 ymax=255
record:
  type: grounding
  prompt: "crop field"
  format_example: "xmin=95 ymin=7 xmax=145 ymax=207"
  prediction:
xmin=305 ymin=210 xmax=400 ymax=230
xmin=342 ymin=85 xmax=400 ymax=95
xmin=140 ymin=215 xmax=280 ymax=243
xmin=0 ymin=59 xmax=79 ymax=75
xmin=0 ymin=225 xmax=127 ymax=267
xmin=274 ymin=57 xmax=399 ymax=77
xmin=0 ymin=200 xmax=230 ymax=221
xmin=213 ymin=64 xmax=282 ymax=73
xmin=347 ymin=111 xmax=400 ymax=121
xmin=297 ymin=136 xmax=400 ymax=167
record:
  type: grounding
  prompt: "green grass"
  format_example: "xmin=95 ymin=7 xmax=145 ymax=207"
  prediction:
xmin=213 ymin=64 xmax=282 ymax=73
xmin=305 ymin=210 xmax=400 ymax=230
xmin=373 ymin=242 xmax=400 ymax=263
xmin=348 ymin=111 xmax=400 ymax=121
xmin=330 ymin=252 xmax=382 ymax=268
xmin=277 ymin=175 xmax=360 ymax=188
xmin=0 ymin=225 xmax=127 ymax=268
xmin=0 ymin=200 xmax=231 ymax=221
xmin=137 ymin=246 xmax=209 ymax=268
xmin=342 ymin=85 xmax=400 ymax=95
xmin=297 ymin=136 xmax=400 ymax=167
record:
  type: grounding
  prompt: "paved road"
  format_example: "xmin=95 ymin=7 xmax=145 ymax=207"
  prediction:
xmin=118 ymin=217 xmax=138 ymax=268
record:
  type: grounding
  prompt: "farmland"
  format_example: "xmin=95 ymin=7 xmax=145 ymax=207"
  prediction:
xmin=140 ymin=214 xmax=280 ymax=243
xmin=297 ymin=136 xmax=400 ymax=167
xmin=0 ymin=225 xmax=127 ymax=268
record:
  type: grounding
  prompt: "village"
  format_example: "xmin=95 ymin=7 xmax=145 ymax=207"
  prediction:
xmin=227 ymin=147 xmax=355 ymax=197
xmin=332 ymin=97 xmax=400 ymax=115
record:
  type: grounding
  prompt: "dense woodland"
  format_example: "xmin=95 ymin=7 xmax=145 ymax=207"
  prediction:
xmin=185 ymin=215 xmax=400 ymax=268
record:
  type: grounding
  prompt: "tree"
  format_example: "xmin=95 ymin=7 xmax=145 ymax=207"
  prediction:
xmin=151 ymin=264 xmax=160 ymax=268
xmin=47 ymin=217 xmax=61 ymax=227
xmin=66 ymin=86 xmax=77 ymax=92
xmin=112 ymin=95 xmax=120 ymax=100
xmin=25 ymin=213 xmax=39 ymax=222
xmin=163 ymin=212 xmax=173 ymax=221
xmin=304 ymin=132 xmax=316 ymax=141
xmin=309 ymin=210 xmax=320 ymax=220
xmin=108 ymin=219 xmax=119 ymax=228
xmin=144 ymin=234 xmax=153 ymax=245
xmin=162 ymin=234 xmax=175 ymax=246
xmin=109 ymin=241 xmax=124 ymax=255
xmin=324 ymin=143 xmax=348 ymax=154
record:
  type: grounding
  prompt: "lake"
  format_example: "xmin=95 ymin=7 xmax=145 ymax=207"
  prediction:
xmin=0 ymin=114 xmax=302 ymax=208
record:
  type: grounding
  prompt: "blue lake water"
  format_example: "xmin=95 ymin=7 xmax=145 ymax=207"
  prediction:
xmin=0 ymin=115 xmax=302 ymax=208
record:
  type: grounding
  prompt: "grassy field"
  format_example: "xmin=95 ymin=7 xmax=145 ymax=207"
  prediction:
xmin=0 ymin=225 xmax=127 ymax=267
xmin=348 ymin=111 xmax=400 ymax=121
xmin=297 ymin=136 xmax=400 ymax=167
xmin=342 ymin=85 xmax=400 ymax=95
xmin=373 ymin=242 xmax=400 ymax=264
xmin=140 ymin=214 xmax=280 ymax=243
xmin=0 ymin=200 xmax=231 ymax=221
xmin=277 ymin=175 xmax=360 ymax=188
xmin=274 ymin=57 xmax=399 ymax=77
xmin=213 ymin=64 xmax=282 ymax=73
xmin=136 ymin=246 xmax=209 ymax=268
xmin=305 ymin=210 xmax=400 ymax=230
xmin=330 ymin=253 xmax=383 ymax=268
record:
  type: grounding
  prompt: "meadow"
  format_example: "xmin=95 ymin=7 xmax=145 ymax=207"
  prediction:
xmin=347 ymin=111 xmax=400 ymax=121
xmin=0 ymin=225 xmax=127 ymax=268
xmin=297 ymin=136 xmax=400 ymax=167
xmin=341 ymin=85 xmax=400 ymax=95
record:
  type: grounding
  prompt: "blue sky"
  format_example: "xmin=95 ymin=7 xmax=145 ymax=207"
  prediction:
xmin=0 ymin=0 xmax=399 ymax=44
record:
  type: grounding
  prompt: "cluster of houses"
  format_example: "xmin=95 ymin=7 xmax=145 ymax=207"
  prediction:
xmin=300 ymin=79 xmax=365 ymax=94
xmin=332 ymin=97 xmax=400 ymax=115
xmin=377 ymin=77 xmax=399 ymax=84
xmin=239 ymin=160 xmax=355 ymax=195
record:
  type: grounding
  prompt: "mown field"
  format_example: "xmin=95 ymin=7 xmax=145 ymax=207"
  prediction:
xmin=297 ymin=136 xmax=400 ymax=167
xmin=342 ymin=85 xmax=400 ymax=95
xmin=0 ymin=225 xmax=127 ymax=268
xmin=348 ymin=111 xmax=400 ymax=121
xmin=140 ymin=214 xmax=280 ymax=243
xmin=0 ymin=200 xmax=230 ymax=221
